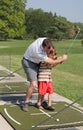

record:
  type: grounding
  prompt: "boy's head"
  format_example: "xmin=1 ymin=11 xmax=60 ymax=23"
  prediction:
xmin=47 ymin=46 xmax=57 ymax=59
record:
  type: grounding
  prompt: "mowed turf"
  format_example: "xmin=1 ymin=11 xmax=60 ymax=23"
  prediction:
xmin=0 ymin=102 xmax=83 ymax=130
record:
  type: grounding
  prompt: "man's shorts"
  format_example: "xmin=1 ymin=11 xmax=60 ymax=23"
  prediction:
xmin=38 ymin=81 xmax=53 ymax=95
xmin=22 ymin=58 xmax=39 ymax=82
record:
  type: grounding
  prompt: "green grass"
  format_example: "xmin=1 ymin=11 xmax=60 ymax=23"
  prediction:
xmin=0 ymin=39 xmax=83 ymax=106
xmin=0 ymin=39 xmax=33 ymax=55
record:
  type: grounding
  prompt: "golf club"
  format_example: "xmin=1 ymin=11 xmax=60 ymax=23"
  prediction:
xmin=65 ymin=27 xmax=80 ymax=54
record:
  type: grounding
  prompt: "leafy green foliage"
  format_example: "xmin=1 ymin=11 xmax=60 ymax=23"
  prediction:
xmin=25 ymin=8 xmax=83 ymax=40
xmin=0 ymin=1 xmax=83 ymax=40
xmin=0 ymin=0 xmax=26 ymax=40
xmin=25 ymin=9 xmax=55 ymax=38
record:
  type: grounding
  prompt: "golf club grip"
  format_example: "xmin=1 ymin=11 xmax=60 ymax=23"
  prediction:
xmin=60 ymin=53 xmax=67 ymax=64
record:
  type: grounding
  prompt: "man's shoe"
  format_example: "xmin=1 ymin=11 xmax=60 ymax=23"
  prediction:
xmin=22 ymin=103 xmax=28 ymax=112
xmin=46 ymin=106 xmax=55 ymax=111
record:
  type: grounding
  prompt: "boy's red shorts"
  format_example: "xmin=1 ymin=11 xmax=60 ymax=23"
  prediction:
xmin=38 ymin=81 xmax=53 ymax=95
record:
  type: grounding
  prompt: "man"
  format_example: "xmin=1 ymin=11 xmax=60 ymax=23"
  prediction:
xmin=22 ymin=37 xmax=67 ymax=111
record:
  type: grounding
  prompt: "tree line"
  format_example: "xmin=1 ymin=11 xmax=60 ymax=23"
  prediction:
xmin=0 ymin=0 xmax=83 ymax=40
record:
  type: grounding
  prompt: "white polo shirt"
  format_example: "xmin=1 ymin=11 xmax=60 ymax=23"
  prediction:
xmin=24 ymin=38 xmax=48 ymax=64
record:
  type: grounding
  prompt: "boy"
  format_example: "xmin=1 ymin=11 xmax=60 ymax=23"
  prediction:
xmin=35 ymin=47 xmax=57 ymax=111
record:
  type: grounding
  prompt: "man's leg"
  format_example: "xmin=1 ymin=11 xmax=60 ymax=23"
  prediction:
xmin=22 ymin=81 xmax=37 ymax=111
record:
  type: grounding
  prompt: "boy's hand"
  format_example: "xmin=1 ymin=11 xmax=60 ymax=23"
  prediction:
xmin=57 ymin=54 xmax=67 ymax=64
xmin=62 ymin=54 xmax=68 ymax=61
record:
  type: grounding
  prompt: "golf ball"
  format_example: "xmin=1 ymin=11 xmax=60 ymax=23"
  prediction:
xmin=32 ymin=125 xmax=35 ymax=127
xmin=56 ymin=118 xmax=60 ymax=122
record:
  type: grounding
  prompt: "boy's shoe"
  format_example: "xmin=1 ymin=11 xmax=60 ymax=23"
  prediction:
xmin=35 ymin=103 xmax=43 ymax=109
xmin=41 ymin=101 xmax=48 ymax=109
xmin=22 ymin=103 xmax=28 ymax=112
xmin=46 ymin=106 xmax=55 ymax=111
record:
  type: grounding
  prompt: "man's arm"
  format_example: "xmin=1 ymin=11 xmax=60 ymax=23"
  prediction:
xmin=44 ymin=54 xmax=67 ymax=66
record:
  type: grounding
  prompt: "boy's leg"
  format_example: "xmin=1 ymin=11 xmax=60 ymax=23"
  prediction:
xmin=35 ymin=94 xmax=44 ymax=109
xmin=46 ymin=93 xmax=55 ymax=111
xmin=37 ymin=94 xmax=44 ymax=106
xmin=48 ymin=93 xmax=52 ymax=106
xmin=42 ymin=82 xmax=55 ymax=111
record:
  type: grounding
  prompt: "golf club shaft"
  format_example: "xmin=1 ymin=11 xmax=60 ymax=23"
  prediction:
xmin=65 ymin=28 xmax=80 ymax=54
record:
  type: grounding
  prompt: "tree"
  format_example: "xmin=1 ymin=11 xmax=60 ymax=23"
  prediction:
xmin=54 ymin=16 xmax=72 ymax=40
xmin=25 ymin=8 xmax=83 ymax=40
xmin=0 ymin=0 xmax=26 ymax=40
xmin=70 ymin=25 xmax=76 ymax=38
xmin=25 ymin=9 xmax=55 ymax=38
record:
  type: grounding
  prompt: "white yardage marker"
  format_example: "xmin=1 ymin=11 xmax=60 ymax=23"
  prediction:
xmin=4 ymin=108 xmax=21 ymax=125
xmin=5 ymin=85 xmax=12 ymax=90
xmin=31 ymin=111 xmax=56 ymax=116
xmin=39 ymin=109 xmax=52 ymax=118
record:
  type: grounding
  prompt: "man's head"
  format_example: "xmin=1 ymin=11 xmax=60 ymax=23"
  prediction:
xmin=42 ymin=38 xmax=53 ymax=53
xmin=42 ymin=38 xmax=57 ymax=58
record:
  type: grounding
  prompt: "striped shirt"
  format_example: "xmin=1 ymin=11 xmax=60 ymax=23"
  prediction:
xmin=38 ymin=62 xmax=53 ymax=82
